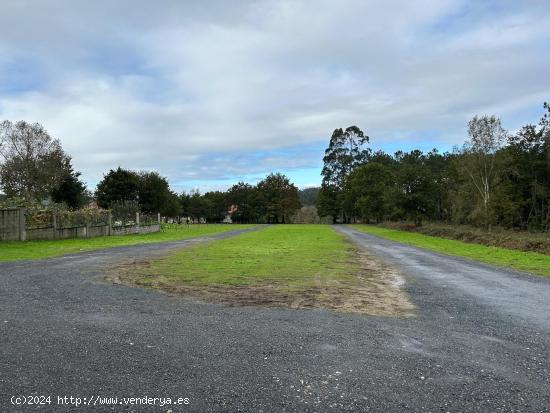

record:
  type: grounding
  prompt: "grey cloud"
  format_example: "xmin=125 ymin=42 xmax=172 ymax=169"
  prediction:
xmin=0 ymin=0 xmax=549 ymax=189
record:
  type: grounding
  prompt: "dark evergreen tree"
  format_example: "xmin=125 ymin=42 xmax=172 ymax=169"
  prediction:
xmin=95 ymin=167 xmax=140 ymax=208
xmin=51 ymin=168 xmax=88 ymax=209
xmin=138 ymin=171 xmax=171 ymax=214
xmin=256 ymin=173 xmax=301 ymax=223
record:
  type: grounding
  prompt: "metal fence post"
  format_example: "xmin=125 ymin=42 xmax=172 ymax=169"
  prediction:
xmin=136 ymin=212 xmax=140 ymax=227
xmin=108 ymin=210 xmax=112 ymax=236
xmin=158 ymin=212 xmax=161 ymax=224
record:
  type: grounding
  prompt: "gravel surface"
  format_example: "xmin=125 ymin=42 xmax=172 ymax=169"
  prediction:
xmin=1 ymin=225 xmax=549 ymax=412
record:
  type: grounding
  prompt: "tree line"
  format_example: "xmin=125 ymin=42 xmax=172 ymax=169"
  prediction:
xmin=96 ymin=169 xmax=301 ymax=223
xmin=0 ymin=121 xmax=302 ymax=223
xmin=2 ymin=102 xmax=548 ymax=230
xmin=317 ymin=103 xmax=550 ymax=231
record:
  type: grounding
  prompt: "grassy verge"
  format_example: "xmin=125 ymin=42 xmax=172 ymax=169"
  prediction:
xmin=0 ymin=224 xmax=252 ymax=262
xmin=381 ymin=221 xmax=550 ymax=255
xmin=350 ymin=225 xmax=550 ymax=277
xmin=135 ymin=225 xmax=356 ymax=290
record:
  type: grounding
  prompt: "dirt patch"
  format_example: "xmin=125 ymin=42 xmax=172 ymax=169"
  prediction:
xmin=106 ymin=244 xmax=414 ymax=317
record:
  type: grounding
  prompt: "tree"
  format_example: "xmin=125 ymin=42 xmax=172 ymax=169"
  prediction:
xmin=203 ymin=191 xmax=229 ymax=222
xmin=138 ymin=171 xmax=171 ymax=214
xmin=344 ymin=162 xmax=395 ymax=223
xmin=320 ymin=126 xmax=370 ymax=222
xmin=162 ymin=191 xmax=183 ymax=218
xmin=394 ymin=150 xmax=436 ymax=226
xmin=298 ymin=187 xmax=320 ymax=206
xmin=227 ymin=182 xmax=260 ymax=223
xmin=502 ymin=103 xmax=550 ymax=230
xmin=316 ymin=184 xmax=340 ymax=223
xmin=424 ymin=149 xmax=454 ymax=221
xmin=460 ymin=115 xmax=508 ymax=230
xmin=51 ymin=168 xmax=88 ymax=209
xmin=179 ymin=192 xmax=191 ymax=218
xmin=188 ymin=191 xmax=210 ymax=221
xmin=95 ymin=167 xmax=140 ymax=208
xmin=0 ymin=120 xmax=73 ymax=201
xmin=256 ymin=173 xmax=301 ymax=223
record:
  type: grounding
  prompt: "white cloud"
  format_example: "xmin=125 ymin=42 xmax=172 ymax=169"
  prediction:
xmin=0 ymin=0 xmax=549 ymax=189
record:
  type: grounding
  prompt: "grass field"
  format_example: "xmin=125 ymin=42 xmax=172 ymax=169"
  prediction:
xmin=0 ymin=224 xmax=252 ymax=262
xmin=350 ymin=225 xmax=550 ymax=277
xmin=112 ymin=224 xmax=413 ymax=314
xmin=135 ymin=224 xmax=356 ymax=289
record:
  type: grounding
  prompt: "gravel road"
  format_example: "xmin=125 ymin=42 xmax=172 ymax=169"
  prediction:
xmin=1 ymin=225 xmax=549 ymax=412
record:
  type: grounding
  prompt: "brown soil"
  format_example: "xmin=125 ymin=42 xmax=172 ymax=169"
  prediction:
xmin=106 ymin=244 xmax=414 ymax=317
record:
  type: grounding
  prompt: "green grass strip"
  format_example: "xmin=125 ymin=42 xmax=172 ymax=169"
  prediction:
xmin=139 ymin=224 xmax=357 ymax=289
xmin=0 ymin=224 xmax=253 ymax=262
xmin=349 ymin=225 xmax=550 ymax=277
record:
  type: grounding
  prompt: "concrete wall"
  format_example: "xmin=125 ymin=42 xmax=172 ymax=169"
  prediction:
xmin=111 ymin=224 xmax=160 ymax=236
xmin=139 ymin=224 xmax=160 ymax=234
xmin=25 ymin=226 xmax=109 ymax=241
xmin=25 ymin=227 xmax=56 ymax=241
xmin=88 ymin=226 xmax=110 ymax=238
xmin=0 ymin=208 xmax=24 ymax=241
xmin=0 ymin=208 xmax=160 ymax=242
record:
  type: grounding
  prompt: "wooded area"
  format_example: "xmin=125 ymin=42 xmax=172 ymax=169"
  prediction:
xmin=317 ymin=103 xmax=550 ymax=231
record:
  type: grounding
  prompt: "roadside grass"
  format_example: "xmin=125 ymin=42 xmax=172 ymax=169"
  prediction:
xmin=381 ymin=221 xmax=550 ymax=255
xmin=0 ymin=224 xmax=252 ymax=262
xmin=350 ymin=225 xmax=550 ymax=277
xmin=134 ymin=225 xmax=357 ymax=290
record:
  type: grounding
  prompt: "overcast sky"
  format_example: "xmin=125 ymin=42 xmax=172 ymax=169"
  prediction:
xmin=1 ymin=0 xmax=549 ymax=192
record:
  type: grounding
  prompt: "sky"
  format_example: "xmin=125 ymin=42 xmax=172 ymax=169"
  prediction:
xmin=0 ymin=0 xmax=549 ymax=192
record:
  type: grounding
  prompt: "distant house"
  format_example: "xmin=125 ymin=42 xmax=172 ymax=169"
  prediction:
xmin=222 ymin=204 xmax=238 ymax=224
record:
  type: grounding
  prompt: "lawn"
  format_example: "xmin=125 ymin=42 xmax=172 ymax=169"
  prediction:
xmin=350 ymin=225 xmax=550 ymax=277
xmin=135 ymin=224 xmax=357 ymax=289
xmin=0 ymin=224 xmax=252 ymax=262
xmin=124 ymin=224 xmax=413 ymax=314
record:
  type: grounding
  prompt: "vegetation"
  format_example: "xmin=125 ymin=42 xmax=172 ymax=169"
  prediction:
xmin=318 ymin=126 xmax=370 ymax=223
xmin=94 ymin=169 xmax=302 ymax=223
xmin=2 ymin=102 xmax=548 ymax=233
xmin=298 ymin=187 xmax=320 ymax=206
xmin=179 ymin=173 xmax=301 ymax=223
xmin=256 ymin=173 xmax=301 ymax=223
xmin=0 ymin=224 xmax=252 ymax=262
xmin=134 ymin=225 xmax=356 ymax=288
xmin=95 ymin=167 xmax=141 ymax=208
xmin=0 ymin=121 xmax=303 ymax=226
xmin=291 ymin=206 xmax=330 ymax=224
xmin=381 ymin=222 xmax=550 ymax=255
xmin=124 ymin=225 xmax=413 ymax=315
xmin=350 ymin=225 xmax=550 ymax=277
xmin=0 ymin=120 xmax=88 ymax=208
xmin=317 ymin=103 xmax=550 ymax=231
xmin=50 ymin=166 xmax=89 ymax=209
xmin=95 ymin=168 xmax=181 ymax=217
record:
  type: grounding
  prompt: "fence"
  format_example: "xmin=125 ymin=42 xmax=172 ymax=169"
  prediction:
xmin=0 ymin=208 xmax=161 ymax=241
